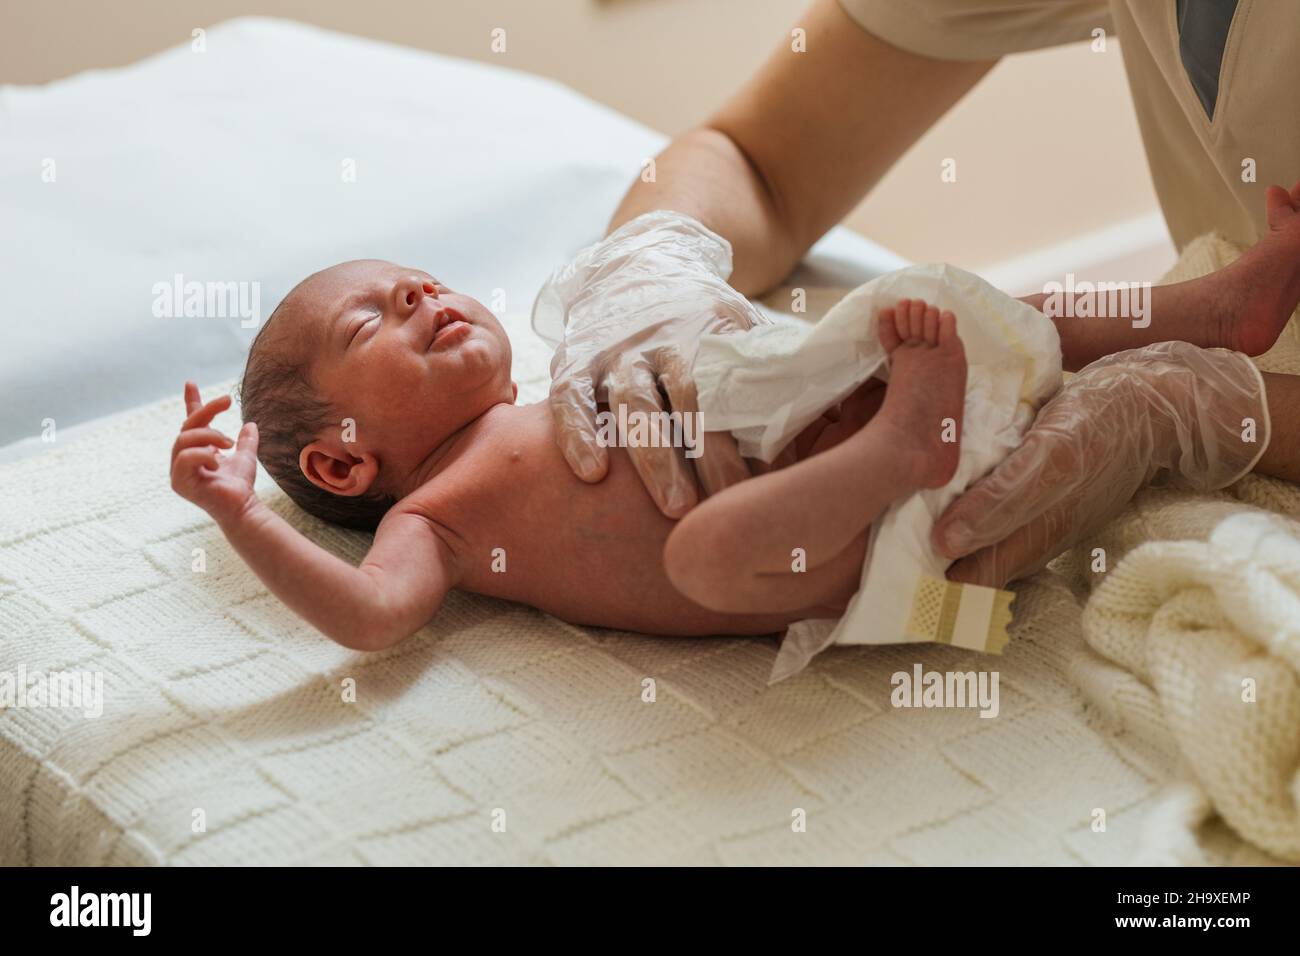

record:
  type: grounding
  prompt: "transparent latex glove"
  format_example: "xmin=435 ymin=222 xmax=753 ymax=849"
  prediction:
xmin=531 ymin=210 xmax=769 ymax=517
xmin=934 ymin=341 xmax=1269 ymax=587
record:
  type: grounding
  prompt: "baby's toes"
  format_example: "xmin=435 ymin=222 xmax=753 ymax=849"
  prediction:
xmin=1266 ymin=184 xmax=1299 ymax=226
xmin=938 ymin=310 xmax=957 ymax=343
xmin=908 ymin=299 xmax=927 ymax=340
xmin=938 ymin=312 xmax=965 ymax=360
xmin=878 ymin=307 xmax=902 ymax=352
xmin=923 ymin=305 xmax=939 ymax=345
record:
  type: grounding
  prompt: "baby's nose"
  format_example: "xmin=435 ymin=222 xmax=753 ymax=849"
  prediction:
xmin=395 ymin=277 xmax=430 ymax=313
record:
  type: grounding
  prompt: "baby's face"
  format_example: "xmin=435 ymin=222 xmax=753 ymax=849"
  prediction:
xmin=288 ymin=259 xmax=515 ymax=472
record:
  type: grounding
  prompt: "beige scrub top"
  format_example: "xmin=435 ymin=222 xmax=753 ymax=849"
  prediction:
xmin=838 ymin=0 xmax=1299 ymax=252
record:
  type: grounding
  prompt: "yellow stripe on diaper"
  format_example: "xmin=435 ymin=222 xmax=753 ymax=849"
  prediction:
xmin=906 ymin=574 xmax=1014 ymax=654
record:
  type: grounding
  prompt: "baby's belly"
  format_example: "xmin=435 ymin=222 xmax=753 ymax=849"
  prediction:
xmin=457 ymin=443 xmax=828 ymax=636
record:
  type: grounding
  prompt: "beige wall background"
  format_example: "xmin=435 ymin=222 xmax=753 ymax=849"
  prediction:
xmin=2 ymin=0 xmax=1169 ymax=275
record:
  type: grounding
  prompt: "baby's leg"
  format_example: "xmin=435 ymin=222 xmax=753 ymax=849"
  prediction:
xmin=1024 ymin=181 xmax=1300 ymax=370
xmin=665 ymin=300 xmax=966 ymax=614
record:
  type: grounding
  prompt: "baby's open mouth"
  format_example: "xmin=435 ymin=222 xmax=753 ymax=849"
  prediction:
xmin=429 ymin=306 xmax=471 ymax=350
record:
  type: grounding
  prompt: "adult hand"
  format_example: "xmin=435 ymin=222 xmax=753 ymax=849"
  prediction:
xmin=532 ymin=210 xmax=766 ymax=517
xmin=933 ymin=341 xmax=1269 ymax=587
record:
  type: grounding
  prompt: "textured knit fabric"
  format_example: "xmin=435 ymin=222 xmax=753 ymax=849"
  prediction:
xmin=1062 ymin=233 xmax=1300 ymax=864
xmin=0 ymin=249 xmax=1292 ymax=865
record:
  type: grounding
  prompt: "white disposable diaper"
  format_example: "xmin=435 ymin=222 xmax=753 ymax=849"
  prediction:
xmin=693 ymin=263 xmax=1064 ymax=682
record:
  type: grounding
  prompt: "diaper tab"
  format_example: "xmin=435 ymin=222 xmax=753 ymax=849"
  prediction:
xmin=906 ymin=574 xmax=1014 ymax=654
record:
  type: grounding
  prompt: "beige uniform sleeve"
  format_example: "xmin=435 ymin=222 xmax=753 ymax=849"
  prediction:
xmin=840 ymin=0 xmax=1300 ymax=251
xmin=837 ymin=0 xmax=1113 ymax=61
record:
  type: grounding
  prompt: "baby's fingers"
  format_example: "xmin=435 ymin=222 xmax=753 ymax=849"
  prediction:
xmin=184 ymin=381 xmax=202 ymax=416
xmin=173 ymin=445 xmax=221 ymax=476
xmin=182 ymin=394 xmax=232 ymax=431
xmin=234 ymin=422 xmax=258 ymax=457
xmin=172 ymin=428 xmax=233 ymax=458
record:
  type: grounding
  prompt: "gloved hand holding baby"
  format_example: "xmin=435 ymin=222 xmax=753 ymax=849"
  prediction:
xmin=531 ymin=210 xmax=764 ymax=519
xmin=534 ymin=210 xmax=1269 ymax=591
xmin=935 ymin=340 xmax=1267 ymax=587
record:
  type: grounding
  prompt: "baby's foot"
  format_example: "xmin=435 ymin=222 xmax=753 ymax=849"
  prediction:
xmin=1215 ymin=181 xmax=1300 ymax=355
xmin=875 ymin=298 xmax=967 ymax=490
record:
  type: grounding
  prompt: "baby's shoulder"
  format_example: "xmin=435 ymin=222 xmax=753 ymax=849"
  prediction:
xmin=395 ymin=404 xmax=572 ymax=531
xmin=392 ymin=435 xmax=527 ymax=527
xmin=379 ymin=478 xmax=477 ymax=563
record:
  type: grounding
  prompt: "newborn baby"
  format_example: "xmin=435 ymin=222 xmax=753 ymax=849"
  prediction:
xmin=169 ymin=260 xmax=967 ymax=649
xmin=171 ymin=181 xmax=1300 ymax=651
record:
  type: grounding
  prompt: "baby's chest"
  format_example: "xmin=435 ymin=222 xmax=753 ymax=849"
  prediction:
xmin=444 ymin=444 xmax=675 ymax=591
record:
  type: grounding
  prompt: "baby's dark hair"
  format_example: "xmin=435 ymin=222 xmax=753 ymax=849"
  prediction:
xmin=238 ymin=299 xmax=394 ymax=532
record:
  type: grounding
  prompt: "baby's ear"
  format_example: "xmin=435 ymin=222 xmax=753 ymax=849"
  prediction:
xmin=299 ymin=439 xmax=379 ymax=498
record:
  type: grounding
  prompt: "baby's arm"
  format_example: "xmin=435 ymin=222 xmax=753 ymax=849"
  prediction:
xmin=221 ymin=506 xmax=453 ymax=651
xmin=170 ymin=383 xmax=453 ymax=651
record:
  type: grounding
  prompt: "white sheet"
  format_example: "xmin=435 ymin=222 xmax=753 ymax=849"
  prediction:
xmin=0 ymin=16 xmax=906 ymax=456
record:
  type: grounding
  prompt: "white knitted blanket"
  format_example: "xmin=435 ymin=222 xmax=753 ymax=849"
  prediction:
xmin=0 ymin=241 xmax=1293 ymax=865
xmin=1059 ymin=234 xmax=1300 ymax=865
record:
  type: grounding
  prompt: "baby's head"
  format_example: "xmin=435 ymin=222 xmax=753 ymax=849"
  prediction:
xmin=240 ymin=259 xmax=516 ymax=530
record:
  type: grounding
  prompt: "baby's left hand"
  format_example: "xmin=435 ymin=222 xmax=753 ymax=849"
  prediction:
xmin=170 ymin=382 xmax=260 ymax=527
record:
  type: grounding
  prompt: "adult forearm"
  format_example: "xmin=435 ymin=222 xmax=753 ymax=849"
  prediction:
xmin=607 ymin=127 xmax=802 ymax=297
